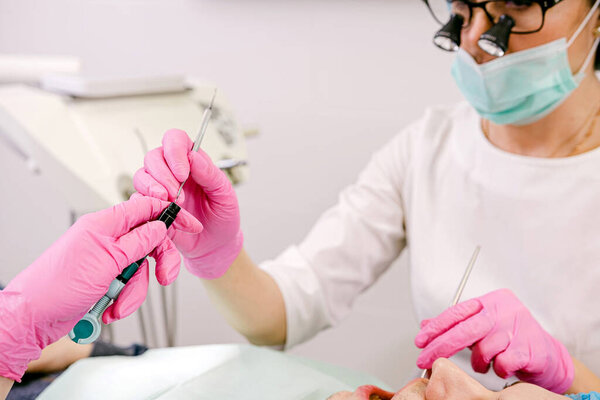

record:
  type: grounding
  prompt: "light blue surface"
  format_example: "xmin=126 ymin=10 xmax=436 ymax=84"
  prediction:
xmin=565 ymin=392 xmax=600 ymax=400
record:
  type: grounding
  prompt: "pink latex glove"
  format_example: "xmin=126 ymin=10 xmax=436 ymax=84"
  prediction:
xmin=133 ymin=128 xmax=243 ymax=279
xmin=414 ymin=289 xmax=574 ymax=394
xmin=0 ymin=196 xmax=202 ymax=381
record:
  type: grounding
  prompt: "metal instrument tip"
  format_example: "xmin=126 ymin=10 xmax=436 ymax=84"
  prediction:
xmin=208 ymin=88 xmax=217 ymax=110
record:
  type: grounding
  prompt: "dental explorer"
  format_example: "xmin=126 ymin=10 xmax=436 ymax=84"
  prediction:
xmin=419 ymin=245 xmax=481 ymax=379
xmin=174 ymin=88 xmax=217 ymax=202
xmin=69 ymin=89 xmax=218 ymax=345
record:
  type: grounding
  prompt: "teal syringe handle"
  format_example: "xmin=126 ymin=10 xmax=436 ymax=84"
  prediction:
xmin=68 ymin=276 xmax=129 ymax=344
xmin=69 ymin=202 xmax=181 ymax=344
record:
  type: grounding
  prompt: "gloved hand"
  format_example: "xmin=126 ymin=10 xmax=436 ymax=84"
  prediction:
xmin=0 ymin=196 xmax=202 ymax=382
xmin=414 ymin=289 xmax=574 ymax=394
xmin=133 ymin=128 xmax=243 ymax=279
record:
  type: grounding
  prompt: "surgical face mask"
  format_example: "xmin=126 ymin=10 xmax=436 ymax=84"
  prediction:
xmin=451 ymin=2 xmax=600 ymax=126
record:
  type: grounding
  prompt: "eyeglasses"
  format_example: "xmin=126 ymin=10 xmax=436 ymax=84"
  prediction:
xmin=423 ymin=0 xmax=564 ymax=34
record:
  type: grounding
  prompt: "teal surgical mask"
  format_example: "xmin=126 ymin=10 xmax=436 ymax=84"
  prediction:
xmin=451 ymin=3 xmax=600 ymax=126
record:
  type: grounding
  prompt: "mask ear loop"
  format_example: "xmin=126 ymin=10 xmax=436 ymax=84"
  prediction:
xmin=577 ymin=36 xmax=600 ymax=75
xmin=568 ymin=0 xmax=600 ymax=48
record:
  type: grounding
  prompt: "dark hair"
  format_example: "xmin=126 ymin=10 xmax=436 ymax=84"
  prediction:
xmin=590 ymin=0 xmax=600 ymax=69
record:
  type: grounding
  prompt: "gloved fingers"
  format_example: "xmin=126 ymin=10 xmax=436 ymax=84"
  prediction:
xmin=114 ymin=220 xmax=168 ymax=267
xmin=420 ymin=318 xmax=431 ymax=329
xmin=90 ymin=196 xmax=167 ymax=237
xmin=513 ymin=333 xmax=550 ymax=376
xmin=415 ymin=298 xmax=483 ymax=348
xmin=168 ymin=205 xmax=203 ymax=234
xmin=125 ymin=193 xmax=201 ymax=235
xmin=114 ymin=210 xmax=203 ymax=268
xmin=102 ymin=259 xmax=149 ymax=324
xmin=416 ymin=312 xmax=494 ymax=369
xmin=133 ymin=168 xmax=170 ymax=201
xmin=144 ymin=147 xmax=183 ymax=201
xmin=189 ymin=151 xmax=236 ymax=203
xmin=492 ymin=342 xmax=531 ymax=379
xmin=470 ymin=331 xmax=511 ymax=374
xmin=95 ymin=196 xmax=199 ymax=237
xmin=514 ymin=337 xmax=573 ymax=393
xmin=162 ymin=129 xmax=194 ymax=182
xmin=150 ymin=237 xmax=181 ymax=286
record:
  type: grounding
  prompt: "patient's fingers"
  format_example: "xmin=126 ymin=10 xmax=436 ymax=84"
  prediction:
xmin=102 ymin=260 xmax=149 ymax=324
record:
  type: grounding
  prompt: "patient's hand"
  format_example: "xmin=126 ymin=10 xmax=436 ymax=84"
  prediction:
xmin=328 ymin=358 xmax=566 ymax=400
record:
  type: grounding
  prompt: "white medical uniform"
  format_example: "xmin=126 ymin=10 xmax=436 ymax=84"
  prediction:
xmin=260 ymin=102 xmax=600 ymax=390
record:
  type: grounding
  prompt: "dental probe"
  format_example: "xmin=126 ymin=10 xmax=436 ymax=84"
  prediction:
xmin=69 ymin=89 xmax=218 ymax=345
xmin=175 ymin=88 xmax=217 ymax=203
xmin=420 ymin=245 xmax=481 ymax=379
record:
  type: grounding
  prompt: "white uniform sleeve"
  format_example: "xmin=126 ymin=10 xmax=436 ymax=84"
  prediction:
xmin=260 ymin=122 xmax=417 ymax=349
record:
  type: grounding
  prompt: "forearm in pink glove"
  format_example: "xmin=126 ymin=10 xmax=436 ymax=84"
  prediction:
xmin=0 ymin=196 xmax=201 ymax=382
xmin=414 ymin=289 xmax=574 ymax=394
xmin=133 ymin=128 xmax=243 ymax=279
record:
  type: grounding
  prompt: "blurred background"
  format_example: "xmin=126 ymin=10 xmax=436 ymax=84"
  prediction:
xmin=0 ymin=0 xmax=461 ymax=388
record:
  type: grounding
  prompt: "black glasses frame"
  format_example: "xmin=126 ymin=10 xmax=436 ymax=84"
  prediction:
xmin=422 ymin=0 xmax=564 ymax=34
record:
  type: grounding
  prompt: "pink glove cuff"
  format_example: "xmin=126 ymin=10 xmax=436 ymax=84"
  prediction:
xmin=0 ymin=291 xmax=41 ymax=382
xmin=184 ymin=230 xmax=244 ymax=279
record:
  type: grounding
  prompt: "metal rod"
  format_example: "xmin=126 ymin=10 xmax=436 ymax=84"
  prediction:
xmin=174 ymin=88 xmax=218 ymax=203
xmin=451 ymin=246 xmax=480 ymax=307
xmin=420 ymin=245 xmax=481 ymax=379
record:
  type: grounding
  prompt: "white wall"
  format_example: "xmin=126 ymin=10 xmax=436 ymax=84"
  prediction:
xmin=0 ymin=0 xmax=462 ymax=388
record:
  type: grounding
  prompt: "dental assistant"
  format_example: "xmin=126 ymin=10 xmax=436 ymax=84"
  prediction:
xmin=133 ymin=0 xmax=600 ymax=395
xmin=0 ymin=197 xmax=202 ymax=398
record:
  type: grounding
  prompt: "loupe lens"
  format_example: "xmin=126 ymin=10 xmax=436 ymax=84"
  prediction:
xmin=434 ymin=36 xmax=459 ymax=52
xmin=478 ymin=14 xmax=515 ymax=57
xmin=433 ymin=14 xmax=464 ymax=52
xmin=478 ymin=39 xmax=504 ymax=57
